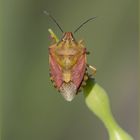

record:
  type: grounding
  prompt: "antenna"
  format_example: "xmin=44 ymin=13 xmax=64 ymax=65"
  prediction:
xmin=44 ymin=11 xmax=64 ymax=33
xmin=74 ymin=17 xmax=97 ymax=34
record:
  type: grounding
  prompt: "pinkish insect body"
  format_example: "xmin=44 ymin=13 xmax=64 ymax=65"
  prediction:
xmin=49 ymin=32 xmax=89 ymax=101
xmin=45 ymin=11 xmax=96 ymax=101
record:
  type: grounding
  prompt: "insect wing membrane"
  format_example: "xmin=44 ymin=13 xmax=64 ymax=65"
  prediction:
xmin=59 ymin=82 xmax=77 ymax=101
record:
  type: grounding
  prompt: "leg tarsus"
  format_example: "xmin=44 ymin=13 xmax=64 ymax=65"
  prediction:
xmin=87 ymin=64 xmax=96 ymax=76
xmin=86 ymin=51 xmax=90 ymax=55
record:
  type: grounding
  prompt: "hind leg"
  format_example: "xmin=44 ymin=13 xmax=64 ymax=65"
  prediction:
xmin=87 ymin=64 xmax=96 ymax=76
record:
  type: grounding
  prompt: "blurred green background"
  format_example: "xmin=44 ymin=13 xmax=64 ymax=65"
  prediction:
xmin=1 ymin=0 xmax=138 ymax=140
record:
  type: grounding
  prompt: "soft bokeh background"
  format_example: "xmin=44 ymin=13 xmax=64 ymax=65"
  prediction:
xmin=1 ymin=0 xmax=138 ymax=140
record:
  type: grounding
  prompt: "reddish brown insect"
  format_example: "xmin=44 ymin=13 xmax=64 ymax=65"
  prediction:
xmin=45 ymin=11 xmax=96 ymax=101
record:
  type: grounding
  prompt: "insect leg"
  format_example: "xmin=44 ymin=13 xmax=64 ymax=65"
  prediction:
xmin=87 ymin=64 xmax=96 ymax=75
xmin=86 ymin=51 xmax=90 ymax=55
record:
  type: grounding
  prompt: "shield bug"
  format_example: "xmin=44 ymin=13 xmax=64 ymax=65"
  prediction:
xmin=44 ymin=11 xmax=96 ymax=101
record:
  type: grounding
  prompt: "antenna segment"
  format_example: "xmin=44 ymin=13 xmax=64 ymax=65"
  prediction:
xmin=74 ymin=17 xmax=97 ymax=33
xmin=44 ymin=11 xmax=64 ymax=33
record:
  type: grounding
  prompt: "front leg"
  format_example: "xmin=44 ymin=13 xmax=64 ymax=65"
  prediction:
xmin=78 ymin=40 xmax=90 ymax=55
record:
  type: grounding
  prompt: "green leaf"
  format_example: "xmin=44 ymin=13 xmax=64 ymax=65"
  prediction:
xmin=84 ymin=78 xmax=134 ymax=140
xmin=48 ymin=29 xmax=59 ymax=42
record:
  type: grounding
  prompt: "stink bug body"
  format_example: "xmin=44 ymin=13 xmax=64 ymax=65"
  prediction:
xmin=45 ymin=11 xmax=96 ymax=101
